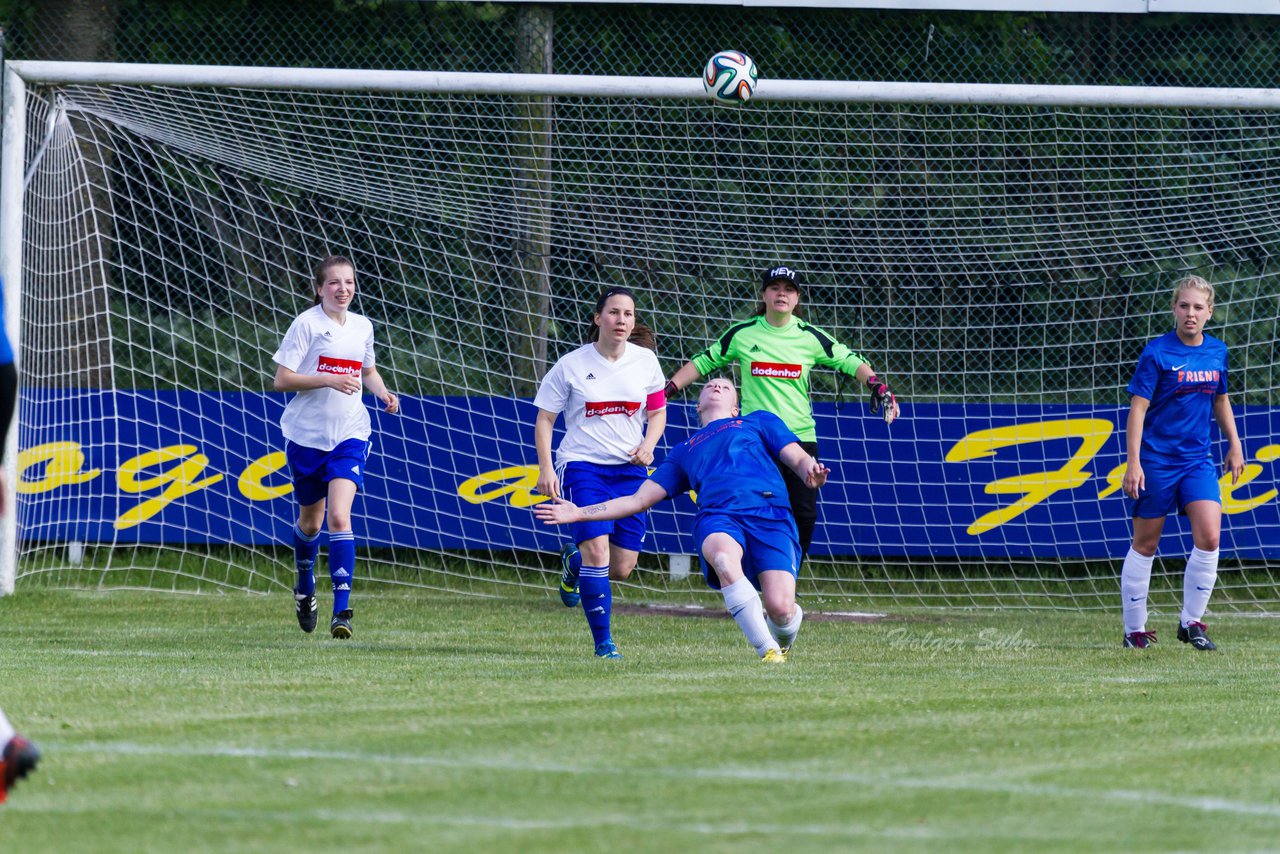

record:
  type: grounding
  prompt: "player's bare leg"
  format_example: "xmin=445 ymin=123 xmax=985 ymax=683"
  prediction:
xmin=609 ymin=543 xmax=639 ymax=582
xmin=703 ymin=533 xmax=781 ymax=660
xmin=760 ymin=569 xmax=802 ymax=655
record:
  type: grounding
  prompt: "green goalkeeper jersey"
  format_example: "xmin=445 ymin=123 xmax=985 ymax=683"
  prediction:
xmin=690 ymin=315 xmax=867 ymax=442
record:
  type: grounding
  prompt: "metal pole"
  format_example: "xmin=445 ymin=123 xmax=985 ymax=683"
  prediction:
xmin=0 ymin=58 xmax=26 ymax=596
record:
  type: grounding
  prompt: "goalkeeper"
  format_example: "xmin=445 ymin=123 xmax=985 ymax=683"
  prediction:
xmin=664 ymin=265 xmax=899 ymax=558
xmin=535 ymin=378 xmax=827 ymax=663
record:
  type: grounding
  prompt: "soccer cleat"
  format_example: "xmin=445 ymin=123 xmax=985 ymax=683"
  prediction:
xmin=0 ymin=735 xmax=40 ymax=804
xmin=294 ymin=588 xmax=318 ymax=634
xmin=1177 ymin=621 xmax=1217 ymax=651
xmin=594 ymin=639 xmax=622 ymax=659
xmin=330 ymin=609 xmax=354 ymax=640
xmin=1123 ymin=630 xmax=1157 ymax=649
xmin=761 ymin=648 xmax=787 ymax=664
xmin=558 ymin=542 xmax=581 ymax=608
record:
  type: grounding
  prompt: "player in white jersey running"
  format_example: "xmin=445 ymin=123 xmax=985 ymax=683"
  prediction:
xmin=273 ymin=256 xmax=399 ymax=640
xmin=533 ymin=287 xmax=667 ymax=658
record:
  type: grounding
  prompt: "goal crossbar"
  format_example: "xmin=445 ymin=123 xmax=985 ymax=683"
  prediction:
xmin=11 ymin=60 xmax=1280 ymax=109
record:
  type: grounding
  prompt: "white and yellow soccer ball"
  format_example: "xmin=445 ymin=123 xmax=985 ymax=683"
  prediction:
xmin=702 ymin=50 xmax=758 ymax=105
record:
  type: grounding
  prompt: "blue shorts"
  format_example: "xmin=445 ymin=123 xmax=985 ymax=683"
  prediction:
xmin=287 ymin=438 xmax=371 ymax=507
xmin=694 ymin=509 xmax=801 ymax=591
xmin=562 ymin=460 xmax=649 ymax=552
xmin=1132 ymin=453 xmax=1221 ymax=519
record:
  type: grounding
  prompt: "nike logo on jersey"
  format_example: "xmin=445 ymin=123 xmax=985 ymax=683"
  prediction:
xmin=1171 ymin=363 xmax=1186 ymax=371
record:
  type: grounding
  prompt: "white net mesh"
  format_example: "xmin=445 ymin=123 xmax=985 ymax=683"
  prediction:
xmin=13 ymin=74 xmax=1280 ymax=610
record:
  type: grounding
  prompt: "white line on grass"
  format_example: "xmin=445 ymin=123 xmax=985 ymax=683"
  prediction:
xmin=6 ymin=803 xmax=1019 ymax=841
xmin=48 ymin=740 xmax=1280 ymax=820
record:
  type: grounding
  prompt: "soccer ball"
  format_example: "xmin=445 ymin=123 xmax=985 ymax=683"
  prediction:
xmin=703 ymin=50 xmax=758 ymax=105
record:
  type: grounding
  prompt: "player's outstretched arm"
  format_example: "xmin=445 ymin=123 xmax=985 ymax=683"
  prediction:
xmin=534 ymin=480 xmax=669 ymax=525
xmin=779 ymin=442 xmax=830 ymax=489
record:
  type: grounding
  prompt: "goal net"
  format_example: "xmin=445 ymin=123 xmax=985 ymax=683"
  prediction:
xmin=6 ymin=62 xmax=1280 ymax=611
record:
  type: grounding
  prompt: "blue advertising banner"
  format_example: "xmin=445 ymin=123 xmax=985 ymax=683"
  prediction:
xmin=16 ymin=390 xmax=1280 ymax=559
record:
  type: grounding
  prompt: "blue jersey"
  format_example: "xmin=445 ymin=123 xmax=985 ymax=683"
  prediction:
xmin=648 ymin=410 xmax=800 ymax=517
xmin=1126 ymin=331 xmax=1228 ymax=460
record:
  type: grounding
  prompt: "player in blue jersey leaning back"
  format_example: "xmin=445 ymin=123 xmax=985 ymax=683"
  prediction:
xmin=1120 ymin=275 xmax=1244 ymax=651
xmin=535 ymin=378 xmax=829 ymax=663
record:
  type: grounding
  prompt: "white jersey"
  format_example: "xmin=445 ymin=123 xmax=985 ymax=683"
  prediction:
xmin=273 ymin=304 xmax=377 ymax=452
xmin=534 ymin=341 xmax=666 ymax=467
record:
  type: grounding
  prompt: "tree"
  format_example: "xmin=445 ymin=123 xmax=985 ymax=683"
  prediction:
xmin=28 ymin=0 xmax=119 ymax=61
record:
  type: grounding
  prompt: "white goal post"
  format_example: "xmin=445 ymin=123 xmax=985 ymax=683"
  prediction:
xmin=5 ymin=60 xmax=1280 ymax=612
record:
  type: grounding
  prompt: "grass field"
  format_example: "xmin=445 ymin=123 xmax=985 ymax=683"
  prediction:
xmin=3 ymin=589 xmax=1280 ymax=852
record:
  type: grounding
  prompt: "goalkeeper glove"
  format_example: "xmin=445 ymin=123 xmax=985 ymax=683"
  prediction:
xmin=865 ymin=374 xmax=896 ymax=422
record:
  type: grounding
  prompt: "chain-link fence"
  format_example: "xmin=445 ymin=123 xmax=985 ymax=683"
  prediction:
xmin=6 ymin=2 xmax=1280 ymax=89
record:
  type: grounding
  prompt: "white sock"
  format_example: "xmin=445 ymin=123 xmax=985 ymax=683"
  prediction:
xmin=765 ymin=603 xmax=803 ymax=650
xmin=1181 ymin=547 xmax=1219 ymax=626
xmin=1121 ymin=548 xmax=1155 ymax=634
xmin=0 ymin=707 xmax=14 ymax=744
xmin=721 ymin=577 xmax=778 ymax=657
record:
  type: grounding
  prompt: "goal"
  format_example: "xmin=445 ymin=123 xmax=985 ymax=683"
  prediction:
xmin=6 ymin=61 xmax=1280 ymax=611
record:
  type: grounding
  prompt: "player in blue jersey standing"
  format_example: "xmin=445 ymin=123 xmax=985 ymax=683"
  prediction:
xmin=533 ymin=287 xmax=667 ymax=659
xmin=274 ymin=256 xmax=399 ymax=639
xmin=535 ymin=378 xmax=828 ymax=663
xmin=0 ymin=277 xmax=40 ymax=802
xmin=1120 ymin=275 xmax=1244 ymax=651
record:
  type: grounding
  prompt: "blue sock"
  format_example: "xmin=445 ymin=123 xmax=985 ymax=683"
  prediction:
xmin=293 ymin=525 xmax=320 ymax=596
xmin=579 ymin=565 xmax=612 ymax=647
xmin=329 ymin=530 xmax=355 ymax=614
